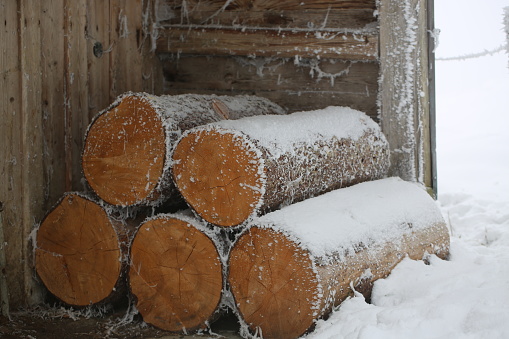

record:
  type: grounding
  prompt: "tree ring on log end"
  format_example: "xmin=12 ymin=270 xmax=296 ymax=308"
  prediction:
xmin=172 ymin=129 xmax=264 ymax=227
xmin=228 ymin=227 xmax=320 ymax=339
xmin=82 ymin=95 xmax=166 ymax=206
xmin=35 ymin=194 xmax=122 ymax=306
xmin=129 ymin=216 xmax=223 ymax=332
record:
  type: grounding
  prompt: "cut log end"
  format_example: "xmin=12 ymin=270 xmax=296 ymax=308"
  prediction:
xmin=82 ymin=95 xmax=166 ymax=206
xmin=228 ymin=227 xmax=320 ymax=339
xmin=35 ymin=194 xmax=123 ymax=307
xmin=172 ymin=129 xmax=264 ymax=227
xmin=129 ymin=216 xmax=223 ymax=332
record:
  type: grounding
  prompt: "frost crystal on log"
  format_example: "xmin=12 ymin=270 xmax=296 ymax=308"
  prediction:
xmin=172 ymin=106 xmax=390 ymax=227
xmin=228 ymin=178 xmax=450 ymax=339
xmin=129 ymin=213 xmax=223 ymax=332
xmin=82 ymin=92 xmax=286 ymax=207
xmin=34 ymin=193 xmax=133 ymax=307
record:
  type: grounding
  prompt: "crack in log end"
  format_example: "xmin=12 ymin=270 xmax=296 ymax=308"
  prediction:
xmin=173 ymin=129 xmax=264 ymax=227
xmin=229 ymin=227 xmax=319 ymax=339
xmin=129 ymin=217 xmax=222 ymax=332
xmin=35 ymin=194 xmax=123 ymax=306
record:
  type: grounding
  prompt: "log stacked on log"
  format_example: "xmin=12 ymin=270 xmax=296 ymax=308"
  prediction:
xmin=34 ymin=193 xmax=134 ymax=307
xmin=172 ymin=106 xmax=390 ymax=227
xmin=82 ymin=92 xmax=286 ymax=207
xmin=228 ymin=177 xmax=450 ymax=339
xmin=35 ymin=93 xmax=450 ymax=338
xmin=129 ymin=213 xmax=224 ymax=332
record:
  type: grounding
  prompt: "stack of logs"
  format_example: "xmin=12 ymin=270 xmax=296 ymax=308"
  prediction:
xmin=35 ymin=92 xmax=450 ymax=339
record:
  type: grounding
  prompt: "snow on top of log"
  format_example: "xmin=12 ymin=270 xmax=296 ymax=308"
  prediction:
xmin=211 ymin=106 xmax=384 ymax=157
xmin=254 ymin=177 xmax=445 ymax=261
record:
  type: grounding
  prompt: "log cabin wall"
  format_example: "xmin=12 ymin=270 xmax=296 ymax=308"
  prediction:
xmin=0 ymin=0 xmax=434 ymax=311
xmin=156 ymin=0 xmax=380 ymax=116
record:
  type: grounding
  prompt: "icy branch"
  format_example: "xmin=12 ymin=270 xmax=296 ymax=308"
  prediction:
xmin=436 ymin=45 xmax=506 ymax=61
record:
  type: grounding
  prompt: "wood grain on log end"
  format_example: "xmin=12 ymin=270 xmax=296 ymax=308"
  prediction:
xmin=172 ymin=129 xmax=264 ymax=227
xmin=228 ymin=227 xmax=320 ymax=339
xmin=129 ymin=216 xmax=223 ymax=332
xmin=35 ymin=194 xmax=123 ymax=306
xmin=82 ymin=95 xmax=166 ymax=206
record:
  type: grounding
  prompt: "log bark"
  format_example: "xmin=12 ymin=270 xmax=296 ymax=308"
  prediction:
xmin=82 ymin=92 xmax=286 ymax=207
xmin=129 ymin=213 xmax=224 ymax=332
xmin=228 ymin=178 xmax=450 ymax=339
xmin=172 ymin=107 xmax=390 ymax=227
xmin=34 ymin=193 xmax=137 ymax=307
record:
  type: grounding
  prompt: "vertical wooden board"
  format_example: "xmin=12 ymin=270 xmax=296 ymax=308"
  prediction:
xmin=19 ymin=0 xmax=45 ymax=305
xmin=141 ymin=0 xmax=164 ymax=95
xmin=86 ymin=0 xmax=112 ymax=117
xmin=379 ymin=0 xmax=431 ymax=186
xmin=0 ymin=0 xmax=23 ymax=310
xmin=41 ymin=0 xmax=66 ymax=210
xmin=64 ymin=0 xmax=89 ymax=190
xmin=109 ymin=0 xmax=144 ymax=97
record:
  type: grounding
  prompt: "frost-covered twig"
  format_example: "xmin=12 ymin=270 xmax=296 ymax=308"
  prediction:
xmin=436 ymin=44 xmax=506 ymax=61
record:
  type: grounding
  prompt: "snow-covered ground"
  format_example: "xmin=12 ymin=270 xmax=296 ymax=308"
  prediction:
xmin=304 ymin=1 xmax=509 ymax=338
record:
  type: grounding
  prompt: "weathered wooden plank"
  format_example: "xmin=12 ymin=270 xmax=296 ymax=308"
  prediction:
xmin=157 ymin=27 xmax=378 ymax=60
xmin=64 ymin=0 xmax=89 ymax=191
xmin=86 ymin=0 xmax=112 ymax=117
xmin=41 ymin=0 xmax=66 ymax=210
xmin=161 ymin=55 xmax=378 ymax=117
xmin=0 ymin=0 xmax=23 ymax=312
xmin=379 ymin=0 xmax=432 ymax=187
xmin=109 ymin=0 xmax=144 ymax=97
xmin=157 ymin=0 xmax=376 ymax=29
xmin=141 ymin=0 xmax=165 ymax=94
xmin=19 ymin=0 xmax=46 ymax=306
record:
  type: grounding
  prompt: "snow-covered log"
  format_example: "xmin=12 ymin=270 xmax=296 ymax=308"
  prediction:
xmin=34 ymin=193 xmax=137 ymax=307
xmin=228 ymin=178 xmax=450 ymax=339
xmin=129 ymin=213 xmax=224 ymax=332
xmin=172 ymin=107 xmax=390 ymax=227
xmin=82 ymin=92 xmax=286 ymax=207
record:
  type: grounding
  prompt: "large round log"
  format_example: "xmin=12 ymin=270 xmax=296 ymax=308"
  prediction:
xmin=34 ymin=193 xmax=134 ymax=307
xmin=82 ymin=92 xmax=286 ymax=207
xmin=129 ymin=213 xmax=224 ymax=333
xmin=172 ymin=107 xmax=390 ymax=227
xmin=228 ymin=178 xmax=450 ymax=339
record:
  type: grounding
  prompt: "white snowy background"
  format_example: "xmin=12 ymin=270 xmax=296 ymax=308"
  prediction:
xmin=304 ymin=1 xmax=509 ymax=338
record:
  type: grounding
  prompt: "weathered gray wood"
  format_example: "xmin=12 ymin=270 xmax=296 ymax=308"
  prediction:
xmin=64 ymin=0 xmax=89 ymax=191
xmin=379 ymin=0 xmax=432 ymax=187
xmin=157 ymin=0 xmax=377 ymax=29
xmin=157 ymin=27 xmax=378 ymax=60
xmin=161 ymin=55 xmax=379 ymax=118
xmin=20 ymin=0 xmax=46 ymax=306
xmin=0 ymin=0 xmax=22 ymax=311
xmin=41 ymin=0 xmax=67 ymax=210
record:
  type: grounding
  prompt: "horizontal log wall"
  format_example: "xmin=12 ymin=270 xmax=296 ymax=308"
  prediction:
xmin=0 ymin=0 xmax=163 ymax=311
xmin=156 ymin=0 xmax=380 ymax=118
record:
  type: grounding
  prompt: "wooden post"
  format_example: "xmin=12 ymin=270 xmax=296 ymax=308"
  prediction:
xmin=378 ymin=0 xmax=433 ymax=189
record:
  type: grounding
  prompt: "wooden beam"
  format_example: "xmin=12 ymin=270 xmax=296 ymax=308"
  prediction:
xmin=157 ymin=0 xmax=377 ymax=30
xmin=378 ymin=0 xmax=432 ymax=187
xmin=157 ymin=27 xmax=378 ymax=60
